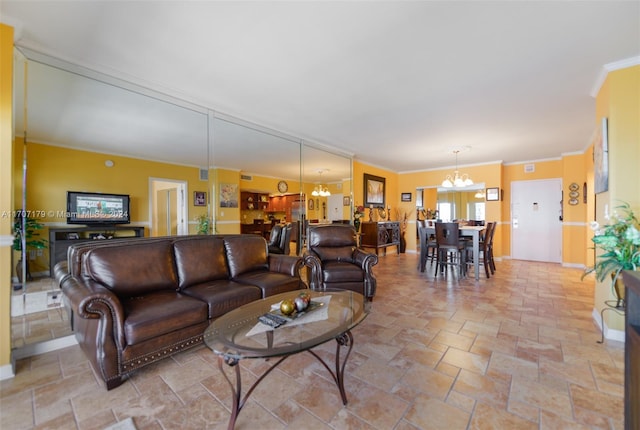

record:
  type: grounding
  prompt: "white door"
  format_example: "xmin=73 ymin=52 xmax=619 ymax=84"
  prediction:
xmin=327 ymin=194 xmax=343 ymax=222
xmin=511 ymin=179 xmax=562 ymax=262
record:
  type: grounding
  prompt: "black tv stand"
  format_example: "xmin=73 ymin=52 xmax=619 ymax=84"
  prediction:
xmin=48 ymin=225 xmax=144 ymax=277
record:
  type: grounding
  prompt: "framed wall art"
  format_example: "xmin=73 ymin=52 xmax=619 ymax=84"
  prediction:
xmin=194 ymin=191 xmax=207 ymax=206
xmin=219 ymin=183 xmax=238 ymax=208
xmin=401 ymin=192 xmax=412 ymax=202
xmin=343 ymin=196 xmax=351 ymax=206
xmin=364 ymin=173 xmax=386 ymax=208
xmin=485 ymin=187 xmax=500 ymax=201
xmin=593 ymin=117 xmax=609 ymax=194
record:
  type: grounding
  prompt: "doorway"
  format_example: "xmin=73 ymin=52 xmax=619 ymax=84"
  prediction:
xmin=150 ymin=179 xmax=188 ymax=237
xmin=511 ymin=179 xmax=562 ymax=262
xmin=327 ymin=194 xmax=344 ymax=222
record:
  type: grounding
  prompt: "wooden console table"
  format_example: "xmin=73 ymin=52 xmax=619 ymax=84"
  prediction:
xmin=360 ymin=221 xmax=400 ymax=255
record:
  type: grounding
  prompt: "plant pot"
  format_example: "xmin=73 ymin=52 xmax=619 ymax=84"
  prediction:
xmin=15 ymin=258 xmax=32 ymax=288
xmin=354 ymin=219 xmax=361 ymax=232
xmin=612 ymin=274 xmax=625 ymax=308
xmin=400 ymin=235 xmax=406 ymax=253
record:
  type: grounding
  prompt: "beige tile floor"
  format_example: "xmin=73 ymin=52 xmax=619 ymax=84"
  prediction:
xmin=10 ymin=277 xmax=72 ymax=348
xmin=1 ymin=255 xmax=625 ymax=430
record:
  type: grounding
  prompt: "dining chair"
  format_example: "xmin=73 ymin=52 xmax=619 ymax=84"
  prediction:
xmin=435 ymin=222 xmax=466 ymax=278
xmin=417 ymin=221 xmax=437 ymax=272
xmin=465 ymin=221 xmax=495 ymax=278
xmin=486 ymin=221 xmax=497 ymax=274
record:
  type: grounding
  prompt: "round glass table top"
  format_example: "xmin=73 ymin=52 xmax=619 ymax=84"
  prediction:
xmin=204 ymin=289 xmax=369 ymax=360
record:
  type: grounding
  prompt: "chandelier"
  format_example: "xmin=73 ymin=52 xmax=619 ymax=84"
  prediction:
xmin=311 ymin=170 xmax=331 ymax=197
xmin=442 ymin=150 xmax=473 ymax=188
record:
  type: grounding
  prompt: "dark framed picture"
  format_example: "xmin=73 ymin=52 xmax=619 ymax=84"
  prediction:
xmin=364 ymin=173 xmax=385 ymax=207
xmin=343 ymin=196 xmax=351 ymax=206
xmin=401 ymin=192 xmax=412 ymax=202
xmin=486 ymin=187 xmax=500 ymax=201
xmin=308 ymin=199 xmax=314 ymax=210
xmin=194 ymin=191 xmax=207 ymax=206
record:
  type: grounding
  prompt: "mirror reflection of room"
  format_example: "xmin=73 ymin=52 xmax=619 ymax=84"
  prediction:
xmin=416 ymin=186 xmax=486 ymax=223
xmin=10 ymin=50 xmax=355 ymax=350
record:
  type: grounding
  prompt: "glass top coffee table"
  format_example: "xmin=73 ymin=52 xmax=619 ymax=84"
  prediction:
xmin=204 ymin=289 xmax=369 ymax=429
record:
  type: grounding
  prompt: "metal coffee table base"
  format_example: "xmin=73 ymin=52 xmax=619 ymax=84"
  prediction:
xmin=218 ymin=330 xmax=354 ymax=430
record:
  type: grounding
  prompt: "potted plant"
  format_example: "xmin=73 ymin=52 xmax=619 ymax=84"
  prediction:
xmin=13 ymin=213 xmax=48 ymax=285
xmin=583 ymin=201 xmax=640 ymax=307
xmin=195 ymin=213 xmax=212 ymax=235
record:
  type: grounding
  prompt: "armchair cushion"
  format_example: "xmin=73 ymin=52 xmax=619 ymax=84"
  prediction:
xmin=313 ymin=246 xmax=355 ymax=263
xmin=322 ymin=261 xmax=364 ymax=283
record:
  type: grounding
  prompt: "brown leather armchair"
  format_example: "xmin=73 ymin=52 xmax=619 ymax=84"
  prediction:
xmin=303 ymin=224 xmax=378 ymax=300
xmin=268 ymin=223 xmax=292 ymax=255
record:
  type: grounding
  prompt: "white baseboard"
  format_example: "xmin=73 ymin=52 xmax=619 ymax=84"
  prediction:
xmin=0 ymin=363 xmax=15 ymax=381
xmin=592 ymin=307 xmax=625 ymax=342
xmin=563 ymin=262 xmax=586 ymax=269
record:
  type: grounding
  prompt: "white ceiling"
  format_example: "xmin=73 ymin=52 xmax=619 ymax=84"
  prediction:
xmin=2 ymin=1 xmax=639 ymax=175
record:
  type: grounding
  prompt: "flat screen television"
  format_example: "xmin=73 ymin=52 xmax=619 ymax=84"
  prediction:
xmin=66 ymin=191 xmax=130 ymax=225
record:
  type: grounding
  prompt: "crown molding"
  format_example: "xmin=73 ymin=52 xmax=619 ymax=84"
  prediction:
xmin=590 ymin=56 xmax=640 ymax=98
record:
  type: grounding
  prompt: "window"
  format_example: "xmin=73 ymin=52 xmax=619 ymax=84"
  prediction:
xmin=437 ymin=202 xmax=453 ymax=222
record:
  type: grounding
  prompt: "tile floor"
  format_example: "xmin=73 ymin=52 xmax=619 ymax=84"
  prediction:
xmin=10 ymin=277 xmax=72 ymax=348
xmin=0 ymin=254 xmax=625 ymax=430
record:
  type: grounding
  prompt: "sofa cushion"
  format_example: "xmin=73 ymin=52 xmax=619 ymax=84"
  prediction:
xmin=234 ymin=270 xmax=302 ymax=297
xmin=173 ymin=237 xmax=229 ymax=289
xmin=83 ymin=241 xmax=178 ymax=297
xmin=224 ymin=236 xmax=269 ymax=278
xmin=122 ymin=290 xmax=208 ymax=345
xmin=181 ymin=280 xmax=262 ymax=319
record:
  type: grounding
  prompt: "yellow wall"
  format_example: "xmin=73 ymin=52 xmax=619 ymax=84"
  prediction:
xmin=561 ymin=153 xmax=589 ymax=265
xmin=593 ymin=65 xmax=640 ymax=331
xmin=11 ymin=142 xmax=211 ymax=272
xmin=1 ymin=24 xmax=14 ymax=374
xmin=398 ymin=162 xmax=503 ymax=253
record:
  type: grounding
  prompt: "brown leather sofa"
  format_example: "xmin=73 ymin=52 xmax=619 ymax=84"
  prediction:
xmin=56 ymin=234 xmax=305 ymax=390
xmin=303 ymin=224 xmax=378 ymax=300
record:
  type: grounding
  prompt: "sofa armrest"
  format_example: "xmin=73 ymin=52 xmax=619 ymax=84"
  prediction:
xmin=53 ymin=261 xmax=71 ymax=288
xmin=268 ymin=254 xmax=304 ymax=277
xmin=60 ymin=276 xmax=126 ymax=349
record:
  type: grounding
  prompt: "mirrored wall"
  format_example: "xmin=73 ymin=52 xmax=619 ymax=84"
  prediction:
xmin=11 ymin=47 xmax=353 ymax=347
xmin=436 ymin=187 xmax=486 ymax=221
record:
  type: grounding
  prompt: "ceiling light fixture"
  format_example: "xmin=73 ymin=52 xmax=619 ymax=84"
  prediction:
xmin=474 ymin=190 xmax=485 ymax=199
xmin=311 ymin=169 xmax=331 ymax=197
xmin=442 ymin=150 xmax=473 ymax=188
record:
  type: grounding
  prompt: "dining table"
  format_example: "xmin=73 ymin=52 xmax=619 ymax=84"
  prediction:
xmin=420 ymin=225 xmax=486 ymax=280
